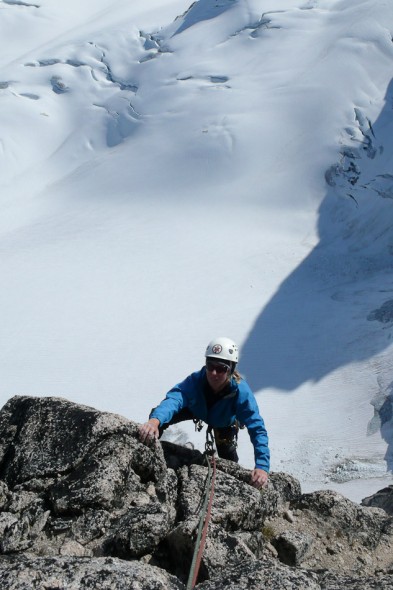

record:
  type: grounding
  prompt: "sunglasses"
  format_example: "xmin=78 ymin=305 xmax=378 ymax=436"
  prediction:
xmin=206 ymin=361 xmax=230 ymax=375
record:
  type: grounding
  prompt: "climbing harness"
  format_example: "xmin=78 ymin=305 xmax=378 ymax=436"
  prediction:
xmin=213 ymin=423 xmax=239 ymax=448
xmin=186 ymin=428 xmax=217 ymax=590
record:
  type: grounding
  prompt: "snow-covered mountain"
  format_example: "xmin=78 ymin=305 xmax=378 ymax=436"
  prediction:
xmin=1 ymin=0 xmax=392 ymax=501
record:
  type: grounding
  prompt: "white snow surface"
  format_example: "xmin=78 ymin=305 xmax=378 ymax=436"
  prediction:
xmin=1 ymin=0 xmax=393 ymax=503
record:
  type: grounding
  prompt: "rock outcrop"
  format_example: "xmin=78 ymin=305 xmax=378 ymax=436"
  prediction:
xmin=362 ymin=485 xmax=393 ymax=515
xmin=0 ymin=395 xmax=391 ymax=589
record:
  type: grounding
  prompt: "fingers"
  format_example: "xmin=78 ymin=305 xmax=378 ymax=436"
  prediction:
xmin=139 ymin=422 xmax=159 ymax=445
xmin=250 ymin=469 xmax=268 ymax=490
xmin=251 ymin=478 xmax=266 ymax=490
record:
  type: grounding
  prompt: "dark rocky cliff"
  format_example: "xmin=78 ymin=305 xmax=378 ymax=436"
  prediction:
xmin=0 ymin=395 xmax=391 ymax=589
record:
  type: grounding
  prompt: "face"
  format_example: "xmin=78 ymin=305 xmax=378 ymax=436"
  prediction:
xmin=205 ymin=360 xmax=230 ymax=393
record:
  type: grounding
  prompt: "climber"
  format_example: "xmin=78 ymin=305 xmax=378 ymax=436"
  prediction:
xmin=139 ymin=337 xmax=270 ymax=489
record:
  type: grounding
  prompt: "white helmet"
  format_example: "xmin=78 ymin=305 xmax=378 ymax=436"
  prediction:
xmin=205 ymin=337 xmax=239 ymax=363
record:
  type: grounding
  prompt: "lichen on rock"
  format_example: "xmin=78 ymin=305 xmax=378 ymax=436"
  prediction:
xmin=0 ymin=395 xmax=391 ymax=589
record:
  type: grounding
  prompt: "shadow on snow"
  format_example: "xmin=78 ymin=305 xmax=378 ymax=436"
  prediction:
xmin=241 ymin=79 xmax=393 ymax=469
xmin=171 ymin=0 xmax=238 ymax=36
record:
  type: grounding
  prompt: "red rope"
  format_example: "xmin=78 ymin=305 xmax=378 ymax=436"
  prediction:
xmin=190 ymin=453 xmax=217 ymax=588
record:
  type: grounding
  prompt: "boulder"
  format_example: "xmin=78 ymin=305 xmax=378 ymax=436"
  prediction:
xmin=196 ymin=557 xmax=321 ymax=589
xmin=318 ymin=571 xmax=393 ymax=589
xmin=0 ymin=555 xmax=185 ymax=589
xmin=0 ymin=395 xmax=392 ymax=589
xmin=165 ymin=517 xmax=256 ymax=583
xmin=272 ymin=530 xmax=313 ymax=566
xmin=264 ymin=487 xmax=393 ymax=576
xmin=362 ymin=485 xmax=393 ymax=516
xmin=294 ymin=489 xmax=391 ymax=548
xmin=177 ymin=463 xmax=269 ymax=529
xmin=0 ymin=396 xmax=177 ymax=559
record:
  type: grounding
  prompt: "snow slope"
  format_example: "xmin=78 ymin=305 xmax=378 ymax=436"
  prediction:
xmin=1 ymin=0 xmax=393 ymax=502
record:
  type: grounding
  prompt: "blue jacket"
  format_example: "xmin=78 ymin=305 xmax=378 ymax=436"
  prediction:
xmin=150 ymin=367 xmax=270 ymax=472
